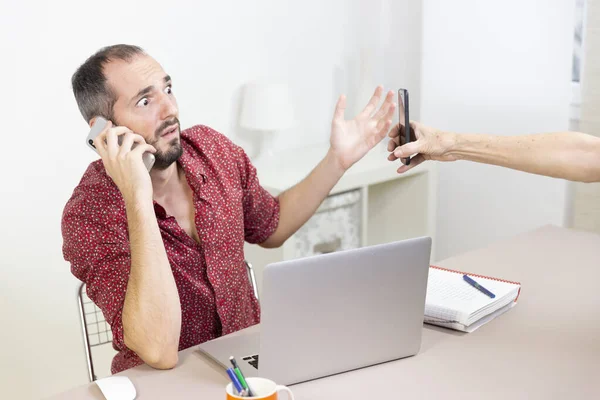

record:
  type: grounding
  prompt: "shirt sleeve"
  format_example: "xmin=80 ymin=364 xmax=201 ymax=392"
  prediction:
xmin=62 ymin=196 xmax=131 ymax=352
xmin=233 ymin=143 xmax=281 ymax=244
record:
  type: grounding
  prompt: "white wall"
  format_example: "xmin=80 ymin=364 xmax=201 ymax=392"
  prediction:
xmin=0 ymin=1 xmax=421 ymax=399
xmin=0 ymin=0 xmax=577 ymax=397
xmin=0 ymin=0 xmax=576 ymax=397
xmin=572 ymin=0 xmax=600 ymax=232
xmin=421 ymin=0 xmax=575 ymax=260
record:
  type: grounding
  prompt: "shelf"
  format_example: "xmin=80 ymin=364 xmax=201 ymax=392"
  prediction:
xmin=255 ymin=142 xmax=433 ymax=195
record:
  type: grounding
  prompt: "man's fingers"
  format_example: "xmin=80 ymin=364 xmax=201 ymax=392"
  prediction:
xmin=374 ymin=119 xmax=393 ymax=145
xmin=105 ymin=128 xmax=119 ymax=155
xmin=381 ymin=102 xmax=396 ymax=129
xmin=95 ymin=139 xmax=108 ymax=160
xmin=131 ymin=133 xmax=146 ymax=145
xmin=118 ymin=132 xmax=136 ymax=155
xmin=130 ymin=143 xmax=157 ymax=158
xmin=333 ymin=94 xmax=347 ymax=122
xmin=119 ymin=133 xmax=147 ymax=156
xmin=375 ymin=103 xmax=396 ymax=132
xmin=375 ymin=100 xmax=396 ymax=130
xmin=105 ymin=127 xmax=133 ymax=156
xmin=359 ymin=86 xmax=384 ymax=118
xmin=373 ymin=91 xmax=395 ymax=120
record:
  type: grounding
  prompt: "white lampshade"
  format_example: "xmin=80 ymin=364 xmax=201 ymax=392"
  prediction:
xmin=240 ymin=82 xmax=295 ymax=131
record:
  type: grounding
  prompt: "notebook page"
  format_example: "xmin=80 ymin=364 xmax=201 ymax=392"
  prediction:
xmin=425 ymin=268 xmax=519 ymax=324
xmin=425 ymin=301 xmax=516 ymax=332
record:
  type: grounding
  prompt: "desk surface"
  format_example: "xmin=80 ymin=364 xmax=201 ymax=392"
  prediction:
xmin=49 ymin=226 xmax=600 ymax=399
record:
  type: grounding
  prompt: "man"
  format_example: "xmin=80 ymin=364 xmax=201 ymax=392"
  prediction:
xmin=388 ymin=121 xmax=600 ymax=182
xmin=62 ymin=44 xmax=395 ymax=374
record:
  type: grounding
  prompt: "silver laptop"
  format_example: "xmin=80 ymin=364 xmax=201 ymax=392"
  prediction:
xmin=198 ymin=237 xmax=431 ymax=385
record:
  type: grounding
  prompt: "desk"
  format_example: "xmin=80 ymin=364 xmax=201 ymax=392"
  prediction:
xmin=49 ymin=226 xmax=600 ymax=399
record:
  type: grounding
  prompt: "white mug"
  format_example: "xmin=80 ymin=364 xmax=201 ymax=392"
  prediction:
xmin=225 ymin=377 xmax=294 ymax=400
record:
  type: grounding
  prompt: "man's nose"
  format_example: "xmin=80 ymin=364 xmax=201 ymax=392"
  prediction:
xmin=159 ymin=93 xmax=178 ymax=120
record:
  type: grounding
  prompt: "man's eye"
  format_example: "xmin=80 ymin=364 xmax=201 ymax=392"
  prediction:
xmin=165 ymin=86 xmax=172 ymax=95
xmin=136 ymin=98 xmax=149 ymax=107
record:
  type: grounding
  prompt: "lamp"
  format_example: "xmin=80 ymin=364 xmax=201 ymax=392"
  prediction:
xmin=239 ymin=82 xmax=295 ymax=162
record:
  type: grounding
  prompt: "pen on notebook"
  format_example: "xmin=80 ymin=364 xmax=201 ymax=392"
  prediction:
xmin=463 ymin=274 xmax=496 ymax=298
xmin=230 ymin=356 xmax=255 ymax=397
xmin=226 ymin=367 xmax=247 ymax=396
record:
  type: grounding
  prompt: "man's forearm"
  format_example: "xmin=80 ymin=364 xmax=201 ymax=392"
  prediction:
xmin=448 ymin=131 xmax=600 ymax=183
xmin=122 ymin=194 xmax=181 ymax=369
xmin=261 ymin=150 xmax=346 ymax=248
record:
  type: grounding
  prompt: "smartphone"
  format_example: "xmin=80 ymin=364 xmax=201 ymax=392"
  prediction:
xmin=86 ymin=116 xmax=155 ymax=171
xmin=397 ymin=88 xmax=411 ymax=165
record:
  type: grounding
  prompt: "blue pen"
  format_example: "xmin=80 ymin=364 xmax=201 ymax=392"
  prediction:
xmin=463 ymin=274 xmax=495 ymax=298
xmin=226 ymin=368 xmax=247 ymax=396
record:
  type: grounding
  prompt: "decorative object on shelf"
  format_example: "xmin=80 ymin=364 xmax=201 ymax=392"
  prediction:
xmin=239 ymin=82 xmax=295 ymax=164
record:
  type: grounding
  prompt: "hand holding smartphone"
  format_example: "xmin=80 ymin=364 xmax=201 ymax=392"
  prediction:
xmin=397 ymin=89 xmax=412 ymax=165
xmin=86 ymin=116 xmax=155 ymax=171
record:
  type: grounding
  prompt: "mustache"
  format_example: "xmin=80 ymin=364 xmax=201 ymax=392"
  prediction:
xmin=155 ymin=118 xmax=180 ymax=138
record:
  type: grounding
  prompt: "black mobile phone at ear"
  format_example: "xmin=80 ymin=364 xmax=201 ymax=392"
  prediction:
xmin=86 ymin=116 xmax=155 ymax=171
xmin=398 ymin=88 xmax=411 ymax=165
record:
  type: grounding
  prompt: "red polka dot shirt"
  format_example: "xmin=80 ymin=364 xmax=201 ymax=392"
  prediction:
xmin=62 ymin=125 xmax=280 ymax=374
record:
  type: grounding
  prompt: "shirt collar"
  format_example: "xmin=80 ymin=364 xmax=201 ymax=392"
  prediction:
xmin=178 ymin=135 xmax=208 ymax=186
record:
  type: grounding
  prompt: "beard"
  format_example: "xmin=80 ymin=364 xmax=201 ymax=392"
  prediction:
xmin=148 ymin=117 xmax=183 ymax=170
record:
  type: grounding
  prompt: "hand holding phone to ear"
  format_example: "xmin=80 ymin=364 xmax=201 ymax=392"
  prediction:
xmin=88 ymin=117 xmax=157 ymax=201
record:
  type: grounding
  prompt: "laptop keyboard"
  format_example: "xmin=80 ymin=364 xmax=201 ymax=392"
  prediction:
xmin=242 ymin=354 xmax=259 ymax=369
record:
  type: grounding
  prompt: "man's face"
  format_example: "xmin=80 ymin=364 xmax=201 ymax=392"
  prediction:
xmin=104 ymin=54 xmax=182 ymax=170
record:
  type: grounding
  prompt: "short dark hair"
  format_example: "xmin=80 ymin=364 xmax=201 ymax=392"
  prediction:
xmin=71 ymin=44 xmax=145 ymax=123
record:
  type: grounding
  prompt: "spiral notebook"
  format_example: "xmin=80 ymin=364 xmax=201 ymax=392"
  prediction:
xmin=424 ymin=265 xmax=521 ymax=332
